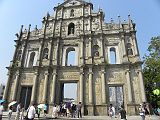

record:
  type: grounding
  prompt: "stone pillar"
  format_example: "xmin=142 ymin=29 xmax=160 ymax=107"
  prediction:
xmin=37 ymin=41 xmax=43 ymax=66
xmin=125 ymin=70 xmax=133 ymax=103
xmin=79 ymin=72 xmax=84 ymax=103
xmin=80 ymin=38 xmax=84 ymax=65
xmin=3 ymin=72 xmax=10 ymax=100
xmin=132 ymin=34 xmax=139 ymax=56
xmin=31 ymin=72 xmax=38 ymax=102
xmin=122 ymin=38 xmax=127 ymax=55
xmin=101 ymin=70 xmax=106 ymax=104
xmin=100 ymin=37 xmax=104 ymax=61
xmin=42 ymin=71 xmax=49 ymax=103
xmin=88 ymin=37 xmax=92 ymax=63
xmin=12 ymin=72 xmax=19 ymax=101
xmin=121 ymin=35 xmax=128 ymax=62
xmin=51 ymin=73 xmax=57 ymax=104
xmin=137 ymin=70 xmax=146 ymax=102
xmin=88 ymin=68 xmax=93 ymax=104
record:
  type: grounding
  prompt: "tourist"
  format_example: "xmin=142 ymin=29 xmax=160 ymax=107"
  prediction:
xmin=27 ymin=102 xmax=36 ymax=120
xmin=37 ymin=107 xmax=41 ymax=118
xmin=119 ymin=105 xmax=127 ymax=120
xmin=71 ymin=104 xmax=76 ymax=118
xmin=43 ymin=104 xmax=47 ymax=117
xmin=61 ymin=103 xmax=67 ymax=116
xmin=139 ymin=103 xmax=145 ymax=120
xmin=15 ymin=103 xmax=21 ymax=120
xmin=56 ymin=104 xmax=61 ymax=116
xmin=108 ymin=104 xmax=115 ymax=118
xmin=0 ymin=103 xmax=4 ymax=120
xmin=66 ymin=102 xmax=71 ymax=118
xmin=20 ymin=108 xmax=24 ymax=120
xmin=157 ymin=107 xmax=160 ymax=116
xmin=77 ymin=102 xmax=82 ymax=118
xmin=52 ymin=105 xmax=58 ymax=119
xmin=8 ymin=106 xmax=13 ymax=120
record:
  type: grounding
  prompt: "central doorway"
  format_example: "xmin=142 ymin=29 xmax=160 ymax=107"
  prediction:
xmin=109 ymin=86 xmax=124 ymax=114
xmin=61 ymin=83 xmax=77 ymax=103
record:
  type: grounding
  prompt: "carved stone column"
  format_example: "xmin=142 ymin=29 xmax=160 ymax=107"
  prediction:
xmin=51 ymin=73 xmax=57 ymax=104
xmin=79 ymin=72 xmax=84 ymax=103
xmin=101 ymin=70 xmax=106 ymax=104
xmin=100 ymin=37 xmax=104 ymax=62
xmin=12 ymin=72 xmax=19 ymax=101
xmin=137 ymin=70 xmax=146 ymax=102
xmin=121 ymin=34 xmax=128 ymax=62
xmin=42 ymin=71 xmax=49 ymax=103
xmin=80 ymin=38 xmax=84 ymax=65
xmin=37 ymin=41 xmax=43 ymax=66
xmin=132 ymin=34 xmax=139 ymax=56
xmin=31 ymin=71 xmax=38 ymax=102
xmin=125 ymin=70 xmax=133 ymax=103
xmin=88 ymin=67 xmax=93 ymax=104
xmin=88 ymin=37 xmax=92 ymax=63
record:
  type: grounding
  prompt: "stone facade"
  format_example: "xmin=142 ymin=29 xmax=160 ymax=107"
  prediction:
xmin=3 ymin=0 xmax=146 ymax=115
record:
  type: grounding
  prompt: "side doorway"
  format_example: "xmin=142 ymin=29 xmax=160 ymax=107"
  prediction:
xmin=20 ymin=86 xmax=32 ymax=110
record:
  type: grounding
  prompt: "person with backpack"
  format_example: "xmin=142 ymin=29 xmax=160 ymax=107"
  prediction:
xmin=119 ymin=105 xmax=127 ymax=120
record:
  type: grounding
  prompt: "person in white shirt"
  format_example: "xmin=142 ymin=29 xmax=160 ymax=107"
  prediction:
xmin=108 ymin=104 xmax=115 ymax=118
xmin=52 ymin=105 xmax=58 ymax=119
xmin=8 ymin=106 xmax=13 ymax=120
xmin=0 ymin=103 xmax=4 ymax=120
xmin=27 ymin=103 xmax=36 ymax=120
xmin=15 ymin=103 xmax=21 ymax=120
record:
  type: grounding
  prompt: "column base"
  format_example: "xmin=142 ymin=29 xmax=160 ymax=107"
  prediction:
xmin=84 ymin=104 xmax=108 ymax=116
xmin=127 ymin=103 xmax=140 ymax=115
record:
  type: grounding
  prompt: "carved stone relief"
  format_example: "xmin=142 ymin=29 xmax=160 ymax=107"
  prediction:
xmin=92 ymin=18 xmax=100 ymax=31
xmin=59 ymin=72 xmax=79 ymax=80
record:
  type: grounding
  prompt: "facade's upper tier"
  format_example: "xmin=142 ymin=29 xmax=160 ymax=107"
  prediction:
xmin=18 ymin=0 xmax=136 ymax=40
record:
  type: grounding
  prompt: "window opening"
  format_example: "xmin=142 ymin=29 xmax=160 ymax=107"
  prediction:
xmin=68 ymin=23 xmax=75 ymax=35
xmin=28 ymin=52 xmax=35 ymax=67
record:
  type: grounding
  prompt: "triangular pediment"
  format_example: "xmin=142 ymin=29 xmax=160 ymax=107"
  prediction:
xmin=58 ymin=0 xmax=88 ymax=8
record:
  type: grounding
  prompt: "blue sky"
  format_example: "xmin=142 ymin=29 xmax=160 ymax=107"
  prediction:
xmin=0 ymin=0 xmax=160 ymax=86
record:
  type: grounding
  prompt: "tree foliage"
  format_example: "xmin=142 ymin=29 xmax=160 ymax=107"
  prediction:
xmin=143 ymin=36 xmax=160 ymax=105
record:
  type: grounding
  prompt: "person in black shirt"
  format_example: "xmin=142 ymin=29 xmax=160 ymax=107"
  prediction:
xmin=119 ymin=105 xmax=127 ymax=120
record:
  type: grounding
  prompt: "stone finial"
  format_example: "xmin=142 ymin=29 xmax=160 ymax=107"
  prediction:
xmin=35 ymin=25 xmax=38 ymax=30
xmin=111 ymin=18 xmax=114 ymax=23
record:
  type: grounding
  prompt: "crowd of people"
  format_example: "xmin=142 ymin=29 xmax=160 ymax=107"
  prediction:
xmin=0 ymin=101 xmax=160 ymax=120
xmin=108 ymin=102 xmax=160 ymax=120
xmin=0 ymin=101 xmax=82 ymax=120
xmin=52 ymin=101 xmax=82 ymax=119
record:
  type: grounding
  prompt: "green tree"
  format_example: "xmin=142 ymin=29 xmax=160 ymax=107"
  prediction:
xmin=143 ymin=36 xmax=160 ymax=106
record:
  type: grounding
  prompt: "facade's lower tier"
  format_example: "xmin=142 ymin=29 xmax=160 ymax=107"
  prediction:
xmin=3 ymin=65 xmax=146 ymax=115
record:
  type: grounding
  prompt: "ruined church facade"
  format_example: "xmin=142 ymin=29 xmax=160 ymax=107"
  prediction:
xmin=3 ymin=0 xmax=146 ymax=115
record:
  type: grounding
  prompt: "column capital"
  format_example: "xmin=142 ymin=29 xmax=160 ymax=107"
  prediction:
xmin=15 ymin=72 xmax=20 ymax=76
xmin=120 ymin=34 xmax=125 ymax=39
xmin=52 ymin=73 xmax=57 ymax=76
xmin=89 ymin=72 xmax=93 ymax=74
xmin=101 ymin=71 xmax=106 ymax=74
xmin=44 ymin=72 xmax=49 ymax=76
xmin=125 ymin=69 xmax=130 ymax=74
xmin=136 ymin=69 xmax=142 ymax=74
xmin=80 ymin=72 xmax=84 ymax=75
xmin=34 ymin=72 xmax=38 ymax=75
